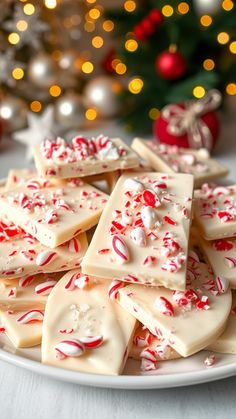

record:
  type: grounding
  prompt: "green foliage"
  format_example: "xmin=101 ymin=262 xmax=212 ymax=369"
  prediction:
xmin=106 ymin=0 xmax=236 ymax=133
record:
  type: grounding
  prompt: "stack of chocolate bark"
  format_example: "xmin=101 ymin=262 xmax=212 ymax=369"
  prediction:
xmin=0 ymin=135 xmax=235 ymax=375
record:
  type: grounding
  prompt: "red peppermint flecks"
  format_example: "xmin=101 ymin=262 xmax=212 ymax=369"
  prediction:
xmin=212 ymin=239 xmax=234 ymax=252
xmin=143 ymin=190 xmax=157 ymax=207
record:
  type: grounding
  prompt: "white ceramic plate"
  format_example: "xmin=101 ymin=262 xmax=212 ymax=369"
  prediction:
xmin=1 ymin=333 xmax=236 ymax=389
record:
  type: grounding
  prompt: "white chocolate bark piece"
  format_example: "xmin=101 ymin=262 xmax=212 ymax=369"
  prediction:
xmin=194 ymin=183 xmax=236 ymax=240
xmin=33 ymin=136 xmax=139 ymax=179
xmin=5 ymin=169 xmax=37 ymax=190
xmin=0 ymin=218 xmax=87 ymax=278
xmin=0 ymin=309 xmax=43 ymax=347
xmin=132 ymin=138 xmax=228 ymax=188
xmin=6 ymin=168 xmax=113 ymax=195
xmin=199 ymin=236 xmax=236 ymax=288
xmin=82 ymin=172 xmax=194 ymax=290
xmin=0 ymin=178 xmax=108 ymax=247
xmin=208 ymin=291 xmax=236 ymax=354
xmin=0 ymin=272 xmax=62 ymax=311
xmin=42 ymin=270 xmax=137 ymax=375
xmin=130 ymin=323 xmax=180 ymax=361
xmin=117 ymin=262 xmax=232 ymax=357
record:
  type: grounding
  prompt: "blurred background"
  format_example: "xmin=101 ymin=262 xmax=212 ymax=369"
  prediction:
xmin=0 ymin=0 xmax=235 ymax=158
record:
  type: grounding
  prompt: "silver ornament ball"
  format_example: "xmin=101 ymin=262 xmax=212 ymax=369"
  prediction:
xmin=0 ymin=95 xmax=27 ymax=132
xmin=55 ymin=92 xmax=84 ymax=128
xmin=58 ymin=49 xmax=83 ymax=75
xmin=84 ymin=76 xmax=121 ymax=118
xmin=28 ymin=53 xmax=58 ymax=88
xmin=193 ymin=0 xmax=222 ymax=15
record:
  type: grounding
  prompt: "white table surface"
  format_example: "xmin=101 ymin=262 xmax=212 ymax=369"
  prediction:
xmin=1 ymin=118 xmax=236 ymax=419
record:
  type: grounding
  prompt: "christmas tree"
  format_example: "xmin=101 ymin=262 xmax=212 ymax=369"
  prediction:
xmin=107 ymin=0 xmax=236 ymax=133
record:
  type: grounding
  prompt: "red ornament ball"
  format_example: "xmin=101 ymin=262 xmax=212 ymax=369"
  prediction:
xmin=156 ymin=50 xmax=187 ymax=80
xmin=153 ymin=104 xmax=220 ymax=152
xmin=149 ymin=9 xmax=164 ymax=25
xmin=141 ymin=17 xmax=156 ymax=36
xmin=134 ymin=24 xmax=147 ymax=41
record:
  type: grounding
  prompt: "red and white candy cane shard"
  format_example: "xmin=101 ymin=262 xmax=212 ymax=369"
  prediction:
xmin=8 ymin=287 xmax=17 ymax=298
xmin=35 ymin=280 xmax=57 ymax=296
xmin=163 ymin=216 xmax=177 ymax=226
xmin=19 ymin=275 xmax=35 ymax=288
xmin=108 ymin=280 xmax=124 ymax=300
xmin=0 ymin=327 xmax=6 ymax=333
xmin=45 ymin=209 xmax=58 ymax=224
xmin=74 ymin=275 xmax=90 ymax=290
xmin=67 ymin=237 xmax=81 ymax=253
xmin=215 ymin=276 xmax=229 ymax=294
xmin=155 ymin=344 xmax=172 ymax=360
xmin=143 ymin=189 xmax=157 ymax=207
xmin=130 ymin=227 xmax=146 ymax=247
xmin=59 ymin=328 xmax=74 ymax=334
xmin=204 ymin=354 xmax=216 ymax=367
xmin=217 ymin=211 xmax=234 ymax=223
xmin=154 ymin=296 xmax=175 ymax=316
xmin=224 ymin=257 xmax=236 ymax=269
xmin=112 ymin=234 xmax=129 ymax=263
xmin=212 ymin=239 xmax=234 ymax=252
xmin=79 ymin=335 xmax=103 ymax=349
xmin=143 ymin=255 xmax=156 ymax=267
xmin=213 ymin=186 xmax=230 ymax=196
xmin=36 ymin=250 xmax=57 ymax=266
xmin=140 ymin=348 xmax=157 ymax=365
xmin=188 ymin=250 xmax=200 ymax=265
xmin=17 ymin=309 xmax=44 ymax=324
xmin=26 ymin=180 xmax=41 ymax=190
xmin=141 ymin=357 xmax=158 ymax=372
xmin=64 ymin=272 xmax=82 ymax=291
xmin=55 ymin=339 xmax=85 ymax=358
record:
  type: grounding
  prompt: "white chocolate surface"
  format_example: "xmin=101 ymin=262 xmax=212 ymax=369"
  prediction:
xmin=42 ymin=270 xmax=137 ymax=375
xmin=0 ymin=220 xmax=87 ymax=278
xmin=194 ymin=184 xmax=236 ymax=240
xmin=0 ymin=272 xmax=62 ymax=310
xmin=199 ymin=236 xmax=236 ymax=288
xmin=132 ymin=138 xmax=228 ymax=188
xmin=0 ymin=178 xmax=108 ymax=247
xmin=118 ymin=262 xmax=232 ymax=357
xmin=0 ymin=310 xmax=43 ymax=348
xmin=33 ymin=137 xmax=139 ymax=179
xmin=208 ymin=291 xmax=236 ymax=354
xmin=82 ymin=172 xmax=193 ymax=290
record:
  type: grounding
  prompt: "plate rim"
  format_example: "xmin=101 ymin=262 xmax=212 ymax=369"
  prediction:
xmin=1 ymin=347 xmax=236 ymax=389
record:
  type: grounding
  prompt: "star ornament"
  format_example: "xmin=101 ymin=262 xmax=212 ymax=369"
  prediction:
xmin=13 ymin=106 xmax=55 ymax=160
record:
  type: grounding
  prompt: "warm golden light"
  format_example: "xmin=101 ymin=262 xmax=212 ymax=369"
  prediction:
xmin=162 ymin=5 xmax=174 ymax=17
xmin=8 ymin=33 xmax=20 ymax=45
xmin=193 ymin=86 xmax=206 ymax=98
xmin=124 ymin=1 xmax=136 ymax=12
xmin=30 ymin=101 xmax=42 ymax=112
xmin=177 ymin=2 xmax=189 ymax=14
xmin=92 ymin=36 xmax=104 ymax=48
xmin=49 ymin=85 xmax=61 ymax=97
xmin=23 ymin=3 xmax=35 ymax=15
xmin=103 ymin=20 xmax=114 ymax=32
xmin=115 ymin=63 xmax=127 ymax=75
xmin=44 ymin=0 xmax=57 ymax=9
xmin=222 ymin=0 xmax=234 ymax=11
xmin=226 ymin=83 xmax=236 ymax=95
xmin=86 ymin=0 xmax=96 ymax=3
xmin=128 ymin=78 xmax=144 ymax=94
xmin=217 ymin=32 xmax=230 ymax=44
xmin=12 ymin=68 xmax=24 ymax=80
xmin=89 ymin=8 xmax=100 ymax=19
xmin=229 ymin=41 xmax=236 ymax=54
xmin=149 ymin=108 xmax=160 ymax=120
xmin=85 ymin=108 xmax=97 ymax=120
xmin=82 ymin=61 xmax=94 ymax=74
xmin=200 ymin=15 xmax=212 ymax=27
xmin=125 ymin=39 xmax=138 ymax=52
xmin=16 ymin=20 xmax=28 ymax=31
xmin=203 ymin=58 xmax=215 ymax=71
xmin=84 ymin=21 xmax=95 ymax=32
